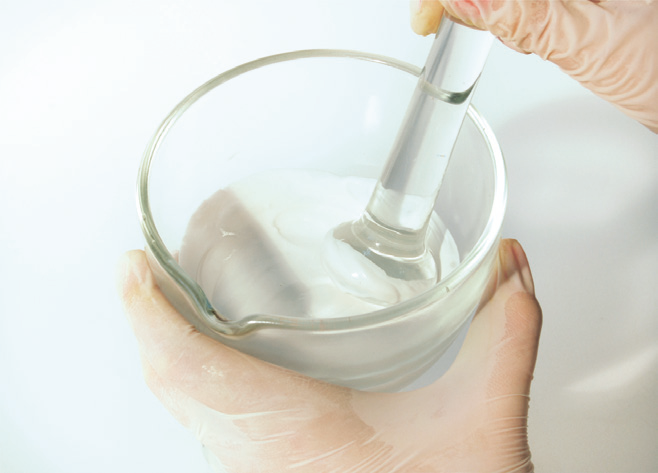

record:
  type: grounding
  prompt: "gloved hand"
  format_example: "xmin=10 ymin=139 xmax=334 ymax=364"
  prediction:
xmin=118 ymin=239 xmax=542 ymax=472
xmin=411 ymin=0 xmax=658 ymax=133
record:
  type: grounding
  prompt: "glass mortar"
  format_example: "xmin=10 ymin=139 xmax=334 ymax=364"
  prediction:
xmin=137 ymin=49 xmax=507 ymax=392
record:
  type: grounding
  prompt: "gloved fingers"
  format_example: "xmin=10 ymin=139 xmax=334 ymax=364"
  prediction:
xmin=410 ymin=0 xmax=658 ymax=132
xmin=444 ymin=239 xmax=542 ymax=414
xmin=435 ymin=0 xmax=606 ymax=56
xmin=410 ymin=0 xmax=445 ymax=35
xmin=117 ymin=250 xmax=357 ymax=415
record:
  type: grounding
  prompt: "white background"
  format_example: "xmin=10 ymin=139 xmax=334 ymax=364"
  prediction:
xmin=1 ymin=1 xmax=656 ymax=472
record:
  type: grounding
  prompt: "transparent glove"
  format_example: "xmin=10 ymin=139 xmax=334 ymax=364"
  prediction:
xmin=411 ymin=0 xmax=658 ymax=133
xmin=117 ymin=239 xmax=542 ymax=473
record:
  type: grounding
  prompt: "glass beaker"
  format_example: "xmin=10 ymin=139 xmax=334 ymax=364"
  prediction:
xmin=137 ymin=49 xmax=506 ymax=393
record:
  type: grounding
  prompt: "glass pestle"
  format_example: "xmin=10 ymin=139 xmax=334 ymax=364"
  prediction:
xmin=323 ymin=19 xmax=494 ymax=305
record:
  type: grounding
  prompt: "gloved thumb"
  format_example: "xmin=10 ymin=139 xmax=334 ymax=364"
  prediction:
xmin=444 ymin=239 xmax=542 ymax=409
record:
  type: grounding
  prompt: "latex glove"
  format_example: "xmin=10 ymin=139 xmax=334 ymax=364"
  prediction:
xmin=118 ymin=239 xmax=542 ymax=472
xmin=411 ymin=0 xmax=658 ymax=133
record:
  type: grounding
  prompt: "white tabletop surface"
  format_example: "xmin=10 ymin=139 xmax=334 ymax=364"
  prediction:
xmin=1 ymin=1 xmax=656 ymax=472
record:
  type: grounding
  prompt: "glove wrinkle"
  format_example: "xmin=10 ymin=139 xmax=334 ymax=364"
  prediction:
xmin=434 ymin=0 xmax=658 ymax=132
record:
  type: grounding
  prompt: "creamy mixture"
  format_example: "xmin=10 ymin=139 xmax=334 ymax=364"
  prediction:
xmin=179 ymin=169 xmax=459 ymax=320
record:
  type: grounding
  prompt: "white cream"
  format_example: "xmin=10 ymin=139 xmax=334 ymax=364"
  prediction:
xmin=179 ymin=169 xmax=459 ymax=320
